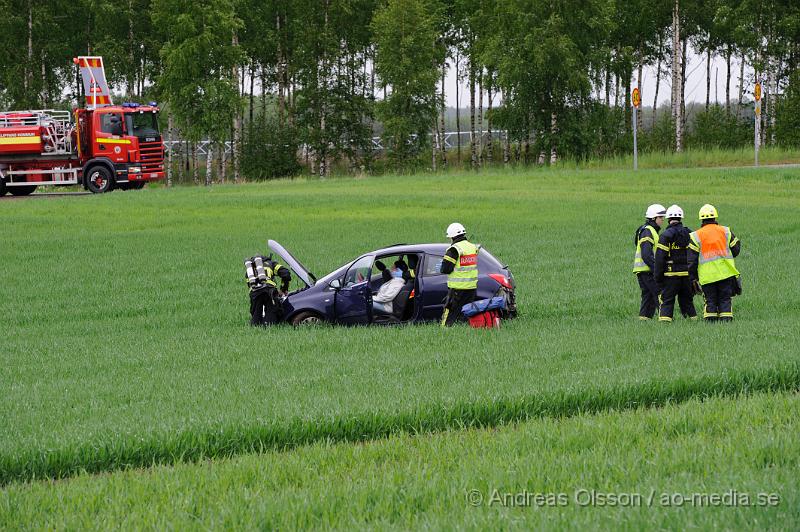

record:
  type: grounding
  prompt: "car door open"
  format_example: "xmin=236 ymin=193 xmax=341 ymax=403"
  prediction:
xmin=335 ymin=255 xmax=374 ymax=325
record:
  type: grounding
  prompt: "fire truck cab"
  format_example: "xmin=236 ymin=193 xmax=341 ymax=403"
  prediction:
xmin=75 ymin=103 xmax=165 ymax=192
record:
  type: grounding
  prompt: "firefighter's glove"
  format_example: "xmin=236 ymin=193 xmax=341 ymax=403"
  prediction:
xmin=692 ymin=280 xmax=703 ymax=295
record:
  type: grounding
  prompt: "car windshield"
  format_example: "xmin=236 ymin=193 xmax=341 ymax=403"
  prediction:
xmin=125 ymin=112 xmax=159 ymax=138
xmin=316 ymin=263 xmax=352 ymax=285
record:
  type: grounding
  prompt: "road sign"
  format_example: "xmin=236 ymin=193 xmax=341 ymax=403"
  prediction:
xmin=632 ymin=87 xmax=641 ymax=109
xmin=754 ymin=82 xmax=762 ymax=102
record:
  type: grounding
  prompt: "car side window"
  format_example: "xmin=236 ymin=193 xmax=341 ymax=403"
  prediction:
xmin=424 ymin=254 xmax=446 ymax=276
xmin=344 ymin=255 xmax=373 ymax=287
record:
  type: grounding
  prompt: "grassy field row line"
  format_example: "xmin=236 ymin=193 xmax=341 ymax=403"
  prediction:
xmin=3 ymin=392 xmax=798 ymax=529
xmin=2 ymin=361 xmax=798 ymax=487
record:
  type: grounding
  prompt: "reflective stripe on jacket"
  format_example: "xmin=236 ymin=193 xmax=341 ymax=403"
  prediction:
xmin=689 ymin=225 xmax=740 ymax=285
xmin=445 ymin=240 xmax=479 ymax=289
xmin=633 ymin=225 xmax=658 ymax=273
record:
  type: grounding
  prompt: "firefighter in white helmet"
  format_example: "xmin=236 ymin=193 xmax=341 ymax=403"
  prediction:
xmin=439 ymin=222 xmax=479 ymax=326
xmin=654 ymin=204 xmax=698 ymax=321
xmin=633 ymin=204 xmax=666 ymax=319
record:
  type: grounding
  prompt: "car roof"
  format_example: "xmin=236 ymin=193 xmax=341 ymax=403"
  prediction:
xmin=371 ymin=243 xmax=450 ymax=255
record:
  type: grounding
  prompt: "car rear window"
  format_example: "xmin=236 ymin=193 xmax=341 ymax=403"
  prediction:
xmin=479 ymin=248 xmax=505 ymax=269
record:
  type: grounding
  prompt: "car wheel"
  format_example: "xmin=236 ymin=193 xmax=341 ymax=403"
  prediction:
xmin=85 ymin=166 xmax=114 ymax=193
xmin=9 ymin=184 xmax=37 ymax=196
xmin=291 ymin=311 xmax=324 ymax=326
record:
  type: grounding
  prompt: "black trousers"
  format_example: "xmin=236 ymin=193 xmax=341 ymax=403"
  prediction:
xmin=659 ymin=277 xmax=697 ymax=321
xmin=636 ymin=272 xmax=660 ymax=319
xmin=441 ymin=288 xmax=477 ymax=327
xmin=249 ymin=286 xmax=282 ymax=326
xmin=701 ymin=277 xmax=735 ymax=321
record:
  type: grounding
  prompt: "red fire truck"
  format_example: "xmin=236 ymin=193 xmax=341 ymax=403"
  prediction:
xmin=0 ymin=57 xmax=164 ymax=196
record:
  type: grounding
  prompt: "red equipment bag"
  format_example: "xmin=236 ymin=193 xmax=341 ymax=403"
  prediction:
xmin=468 ymin=309 xmax=501 ymax=329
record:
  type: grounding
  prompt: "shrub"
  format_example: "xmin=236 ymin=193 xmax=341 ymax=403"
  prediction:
xmin=241 ymin=114 xmax=301 ymax=180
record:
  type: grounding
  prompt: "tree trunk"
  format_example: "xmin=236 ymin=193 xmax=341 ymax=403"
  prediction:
xmin=653 ymin=32 xmax=662 ymax=127
xmin=736 ymin=54 xmax=745 ymax=120
xmin=725 ymin=47 xmax=732 ymax=114
xmin=276 ymin=13 xmax=285 ymax=126
xmin=192 ymin=142 xmax=199 ymax=184
xmin=40 ymin=53 xmax=48 ymax=105
xmin=232 ymin=31 xmax=242 ymax=183
xmin=249 ymin=62 xmax=255 ymax=125
xmin=637 ymin=61 xmax=643 ymax=133
xmin=604 ymin=69 xmax=610 ymax=107
xmin=432 ymin=116 xmax=438 ymax=171
xmin=469 ymin=54 xmax=477 ymax=169
xmin=624 ymin=66 xmax=632 ymax=133
xmin=183 ymin=139 xmax=189 ymax=178
xmin=487 ymin=71 xmax=493 ymax=164
xmin=261 ymin=67 xmax=268 ymax=121
xmin=317 ymin=0 xmax=331 ymax=178
xmin=220 ymin=141 xmax=227 ymax=183
xmin=205 ymin=144 xmax=213 ymax=186
xmin=681 ymin=38 xmax=687 ymax=136
xmin=766 ymin=65 xmax=774 ymax=146
xmin=166 ymin=114 xmax=173 ymax=187
xmin=478 ymin=69 xmax=483 ymax=165
xmin=25 ymin=1 xmax=32 ymax=94
xmin=549 ymin=112 xmax=558 ymax=164
xmin=127 ymin=0 xmax=134 ymax=95
xmin=440 ymin=63 xmax=447 ymax=167
xmin=706 ymin=47 xmax=711 ymax=110
xmin=503 ymin=128 xmax=510 ymax=166
xmin=217 ymin=142 xmax=224 ymax=183
xmin=671 ymin=0 xmax=682 ymax=152
xmin=455 ymin=49 xmax=462 ymax=162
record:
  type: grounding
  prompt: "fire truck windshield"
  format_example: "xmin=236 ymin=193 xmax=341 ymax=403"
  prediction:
xmin=125 ymin=112 xmax=160 ymax=138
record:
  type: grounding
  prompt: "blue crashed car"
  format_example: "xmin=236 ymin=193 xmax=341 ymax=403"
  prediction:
xmin=268 ymin=240 xmax=517 ymax=326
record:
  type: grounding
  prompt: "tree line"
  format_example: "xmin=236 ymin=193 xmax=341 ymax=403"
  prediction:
xmin=1 ymin=0 xmax=799 ymax=182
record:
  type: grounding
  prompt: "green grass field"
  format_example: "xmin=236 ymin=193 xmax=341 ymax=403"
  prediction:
xmin=2 ymin=392 xmax=797 ymax=529
xmin=2 ymin=166 xmax=799 ymax=527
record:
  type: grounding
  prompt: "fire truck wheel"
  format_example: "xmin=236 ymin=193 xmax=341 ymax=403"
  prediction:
xmin=0 ymin=178 xmax=6 ymax=196
xmin=130 ymin=181 xmax=146 ymax=190
xmin=8 ymin=185 xmax=37 ymax=196
xmin=86 ymin=166 xmax=114 ymax=194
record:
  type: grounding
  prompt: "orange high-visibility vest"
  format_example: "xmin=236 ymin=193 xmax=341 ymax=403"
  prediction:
xmin=689 ymin=224 xmax=739 ymax=285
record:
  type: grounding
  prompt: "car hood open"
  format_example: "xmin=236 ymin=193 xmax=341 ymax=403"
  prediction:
xmin=268 ymin=240 xmax=317 ymax=287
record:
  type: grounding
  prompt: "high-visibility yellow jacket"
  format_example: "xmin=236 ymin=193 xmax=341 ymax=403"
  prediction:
xmin=633 ymin=223 xmax=659 ymax=273
xmin=689 ymin=223 xmax=740 ymax=285
xmin=443 ymin=240 xmax=479 ymax=290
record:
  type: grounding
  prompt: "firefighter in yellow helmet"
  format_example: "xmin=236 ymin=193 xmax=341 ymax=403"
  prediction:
xmin=439 ymin=222 xmax=478 ymax=326
xmin=633 ymin=204 xmax=666 ymax=319
xmin=688 ymin=204 xmax=741 ymax=322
